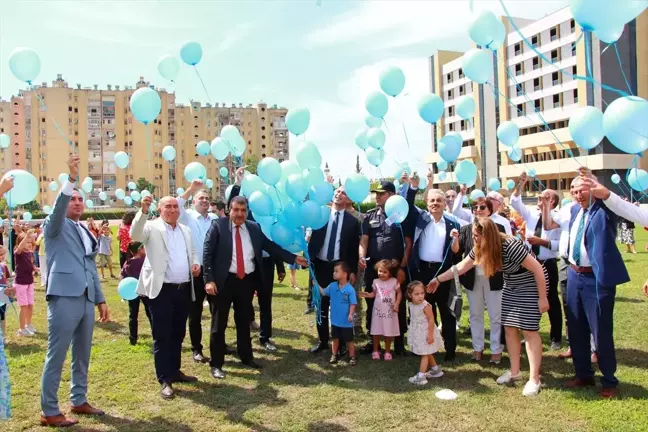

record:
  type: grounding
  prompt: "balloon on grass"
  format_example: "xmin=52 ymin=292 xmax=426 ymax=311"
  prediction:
xmin=286 ymin=108 xmax=310 ymax=136
xmin=114 ymin=151 xmax=129 ymax=169
xmin=9 ymin=47 xmax=40 ymax=83
xmin=379 ymin=66 xmax=406 ymax=97
xmin=162 ymin=145 xmax=176 ymax=161
xmin=118 ymin=277 xmax=139 ymax=301
xmin=157 ymin=55 xmax=180 ymax=82
xmin=180 ymin=41 xmax=202 ymax=66
xmin=3 ymin=170 xmax=38 ymax=207
xmin=130 ymin=87 xmax=161 ymax=125
xmin=365 ymin=91 xmax=389 ymax=118
xmin=417 ymin=94 xmax=444 ymax=124
xmin=569 ymin=106 xmax=604 ymax=150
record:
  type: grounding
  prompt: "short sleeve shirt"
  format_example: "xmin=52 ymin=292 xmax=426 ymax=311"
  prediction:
xmin=323 ymin=282 xmax=357 ymax=328
xmin=362 ymin=208 xmax=412 ymax=261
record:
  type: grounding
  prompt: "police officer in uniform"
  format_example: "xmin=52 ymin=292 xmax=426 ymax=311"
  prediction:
xmin=358 ymin=181 xmax=413 ymax=354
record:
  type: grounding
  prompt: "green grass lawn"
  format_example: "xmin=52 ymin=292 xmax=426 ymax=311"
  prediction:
xmin=3 ymin=227 xmax=648 ymax=431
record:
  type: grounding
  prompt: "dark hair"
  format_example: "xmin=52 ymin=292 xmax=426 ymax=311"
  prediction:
xmin=230 ymin=196 xmax=248 ymax=208
xmin=406 ymin=281 xmax=425 ymax=300
xmin=333 ymin=261 xmax=351 ymax=279
xmin=213 ymin=201 xmax=226 ymax=211
xmin=127 ymin=241 xmax=143 ymax=257
xmin=472 ymin=197 xmax=493 ymax=216
xmin=122 ymin=211 xmax=136 ymax=225
xmin=374 ymin=259 xmax=400 ymax=276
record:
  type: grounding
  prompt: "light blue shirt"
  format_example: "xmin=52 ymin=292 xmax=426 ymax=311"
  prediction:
xmin=178 ymin=197 xmax=217 ymax=266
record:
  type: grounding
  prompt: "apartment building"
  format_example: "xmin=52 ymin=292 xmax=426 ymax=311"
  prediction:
xmin=8 ymin=75 xmax=288 ymax=207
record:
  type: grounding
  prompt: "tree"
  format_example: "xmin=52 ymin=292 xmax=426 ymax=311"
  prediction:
xmin=355 ymin=154 xmax=362 ymax=174
xmin=136 ymin=177 xmax=156 ymax=193
xmin=245 ymin=155 xmax=259 ymax=174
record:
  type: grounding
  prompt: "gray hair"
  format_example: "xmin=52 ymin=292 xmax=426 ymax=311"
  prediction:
xmin=426 ymin=189 xmax=446 ymax=202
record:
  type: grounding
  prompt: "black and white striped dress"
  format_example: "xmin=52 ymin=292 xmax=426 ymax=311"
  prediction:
xmin=470 ymin=237 xmax=548 ymax=331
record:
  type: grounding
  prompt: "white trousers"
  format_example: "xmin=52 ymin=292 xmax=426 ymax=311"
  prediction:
xmin=465 ymin=275 xmax=502 ymax=354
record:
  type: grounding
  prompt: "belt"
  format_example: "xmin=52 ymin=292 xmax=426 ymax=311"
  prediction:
xmin=420 ymin=260 xmax=443 ymax=268
xmin=570 ymin=264 xmax=593 ymax=273
xmin=163 ymin=282 xmax=190 ymax=289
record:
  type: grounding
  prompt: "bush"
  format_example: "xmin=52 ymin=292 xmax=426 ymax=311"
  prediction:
xmin=357 ymin=200 xmax=426 ymax=213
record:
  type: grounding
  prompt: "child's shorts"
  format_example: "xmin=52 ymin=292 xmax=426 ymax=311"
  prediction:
xmin=331 ymin=325 xmax=354 ymax=342
xmin=97 ymin=254 xmax=112 ymax=268
xmin=14 ymin=283 xmax=35 ymax=306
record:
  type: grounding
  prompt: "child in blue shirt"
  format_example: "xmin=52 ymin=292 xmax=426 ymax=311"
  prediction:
xmin=319 ymin=261 xmax=357 ymax=366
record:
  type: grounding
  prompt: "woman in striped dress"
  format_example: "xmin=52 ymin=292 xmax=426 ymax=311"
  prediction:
xmin=428 ymin=217 xmax=549 ymax=397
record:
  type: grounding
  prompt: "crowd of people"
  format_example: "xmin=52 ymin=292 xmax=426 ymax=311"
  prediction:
xmin=0 ymin=155 xmax=647 ymax=426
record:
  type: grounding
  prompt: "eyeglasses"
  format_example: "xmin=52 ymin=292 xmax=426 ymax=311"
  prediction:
xmin=472 ymin=205 xmax=487 ymax=211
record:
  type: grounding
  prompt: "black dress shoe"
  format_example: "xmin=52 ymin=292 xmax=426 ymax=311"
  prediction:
xmin=304 ymin=308 xmax=314 ymax=315
xmin=211 ymin=367 xmax=226 ymax=379
xmin=193 ymin=352 xmax=210 ymax=363
xmin=161 ymin=383 xmax=175 ymax=399
xmin=241 ymin=360 xmax=262 ymax=369
xmin=310 ymin=343 xmax=328 ymax=353
xmin=129 ymin=338 xmax=137 ymax=346
xmin=444 ymin=352 xmax=456 ymax=362
xmin=338 ymin=349 xmax=348 ymax=358
xmin=173 ymin=371 xmax=198 ymax=383
xmin=261 ymin=340 xmax=277 ymax=352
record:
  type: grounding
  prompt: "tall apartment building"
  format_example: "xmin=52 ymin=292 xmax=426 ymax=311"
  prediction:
xmin=7 ymin=75 xmax=288 ymax=207
xmin=0 ymin=97 xmax=27 ymax=173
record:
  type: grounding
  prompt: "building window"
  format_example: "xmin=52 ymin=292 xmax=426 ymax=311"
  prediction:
xmin=514 ymin=42 xmax=522 ymax=56
xmin=533 ymin=77 xmax=541 ymax=91
xmin=572 ymin=43 xmax=576 ymax=56
xmin=531 ymin=34 xmax=539 ymax=47
xmin=449 ymin=123 xmax=455 ymax=131
xmin=552 ymin=71 xmax=560 ymax=86
xmin=459 ymin=85 xmax=465 ymax=96
xmin=534 ymin=98 xmax=543 ymax=111
xmin=515 ymin=62 xmax=523 ymax=76
xmin=553 ymin=94 xmax=561 ymax=108
xmin=551 ymin=49 xmax=560 ymax=63
xmin=448 ymin=106 xmax=455 ymax=117
xmin=460 ymin=120 xmax=466 ymax=130
xmin=458 ymin=68 xmax=464 ymax=79
xmin=532 ymin=57 xmax=540 ymax=70
xmin=550 ymin=26 xmax=559 ymax=41
xmin=570 ymin=19 xmax=576 ymax=33
xmin=573 ymin=89 xmax=579 ymax=103
xmin=447 ymin=89 xmax=453 ymax=99
xmin=446 ymin=73 xmax=452 ymax=83
xmin=517 ymin=86 xmax=524 ymax=97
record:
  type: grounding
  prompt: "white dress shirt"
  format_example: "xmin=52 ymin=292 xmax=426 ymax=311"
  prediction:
xmin=604 ymin=192 xmax=648 ymax=227
xmin=554 ymin=201 xmax=576 ymax=259
xmin=229 ymin=222 xmax=255 ymax=275
xmin=509 ymin=195 xmax=560 ymax=260
xmin=568 ymin=208 xmax=590 ymax=267
xmin=177 ymin=197 xmax=216 ymax=266
xmin=317 ymin=208 xmax=345 ymax=261
xmin=163 ymin=221 xmax=191 ymax=283
xmin=418 ymin=215 xmax=446 ymax=262
xmin=61 ymin=179 xmax=94 ymax=255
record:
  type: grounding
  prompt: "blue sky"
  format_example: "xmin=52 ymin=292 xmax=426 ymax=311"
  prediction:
xmin=0 ymin=0 xmax=565 ymax=181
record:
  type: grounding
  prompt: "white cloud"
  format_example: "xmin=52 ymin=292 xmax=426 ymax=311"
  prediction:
xmin=217 ymin=22 xmax=255 ymax=53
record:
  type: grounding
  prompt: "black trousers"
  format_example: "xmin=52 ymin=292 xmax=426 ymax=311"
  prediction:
xmin=210 ymin=273 xmax=256 ymax=369
xmin=364 ymin=266 xmax=408 ymax=352
xmin=255 ymin=257 xmax=275 ymax=343
xmin=127 ymin=297 xmax=152 ymax=343
xmin=313 ymin=259 xmax=336 ymax=345
xmin=306 ymin=274 xmax=314 ymax=310
xmin=119 ymin=251 xmax=129 ymax=269
xmin=418 ymin=263 xmax=456 ymax=355
xmin=542 ymin=258 xmax=562 ymax=344
xmin=188 ymin=268 xmax=215 ymax=354
xmin=558 ymin=257 xmax=570 ymax=345
xmin=143 ymin=283 xmax=191 ymax=384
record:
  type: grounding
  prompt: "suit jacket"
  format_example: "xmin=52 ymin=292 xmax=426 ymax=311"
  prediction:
xmin=43 ymin=189 xmax=104 ymax=303
xmin=130 ymin=211 xmax=199 ymax=300
xmin=569 ymin=201 xmax=629 ymax=288
xmin=410 ymin=210 xmax=460 ymax=273
xmin=203 ymin=217 xmax=296 ymax=290
xmin=308 ymin=210 xmax=360 ymax=271
xmin=457 ymin=222 xmax=505 ymax=290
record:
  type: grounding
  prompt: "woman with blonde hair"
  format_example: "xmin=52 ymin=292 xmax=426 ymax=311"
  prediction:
xmin=428 ymin=217 xmax=549 ymax=397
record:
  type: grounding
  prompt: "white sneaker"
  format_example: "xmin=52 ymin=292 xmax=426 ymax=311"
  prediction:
xmin=409 ymin=373 xmax=428 ymax=385
xmin=26 ymin=324 xmax=36 ymax=334
xmin=496 ymin=370 xmax=521 ymax=385
xmin=425 ymin=366 xmax=444 ymax=379
xmin=522 ymin=379 xmax=541 ymax=397
xmin=16 ymin=329 xmax=33 ymax=337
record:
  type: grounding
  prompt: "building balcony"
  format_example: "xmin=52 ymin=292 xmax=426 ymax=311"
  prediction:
xmin=426 ymin=144 xmax=478 ymax=164
xmin=499 ymin=153 xmax=637 ymax=179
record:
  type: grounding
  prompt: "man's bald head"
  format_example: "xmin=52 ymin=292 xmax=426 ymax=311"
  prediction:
xmin=159 ymin=196 xmax=180 ymax=226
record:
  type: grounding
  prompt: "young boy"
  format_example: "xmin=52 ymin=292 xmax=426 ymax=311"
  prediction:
xmin=98 ymin=223 xmax=116 ymax=280
xmin=319 ymin=261 xmax=357 ymax=366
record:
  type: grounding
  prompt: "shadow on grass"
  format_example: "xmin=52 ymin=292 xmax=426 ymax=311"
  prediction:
xmin=96 ymin=319 xmax=127 ymax=335
xmin=93 ymin=414 xmax=194 ymax=432
xmin=616 ymin=347 xmax=648 ymax=370
xmin=615 ymin=296 xmax=645 ymax=304
xmin=5 ymin=341 xmax=43 ymax=357
xmin=307 ymin=422 xmax=350 ymax=432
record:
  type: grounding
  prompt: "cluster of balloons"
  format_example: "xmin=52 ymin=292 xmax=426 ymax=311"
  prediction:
xmin=569 ymin=0 xmax=647 ymax=44
xmin=157 ymin=41 xmax=203 ymax=83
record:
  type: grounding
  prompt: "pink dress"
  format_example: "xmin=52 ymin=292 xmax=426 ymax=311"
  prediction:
xmin=370 ymin=278 xmax=400 ymax=337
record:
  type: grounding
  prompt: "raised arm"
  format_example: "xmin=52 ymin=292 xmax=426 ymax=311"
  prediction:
xmin=601 ymin=189 xmax=648 ymax=227
xmin=130 ymin=195 xmax=152 ymax=243
xmin=44 ymin=154 xmax=79 ymax=239
xmin=177 ymin=180 xmax=203 ymax=226
xmin=510 ymin=173 xmax=532 ymax=223
xmin=541 ymin=194 xmax=561 ymax=231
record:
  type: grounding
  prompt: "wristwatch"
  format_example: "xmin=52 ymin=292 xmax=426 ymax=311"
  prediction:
xmin=69 ymin=175 xmax=78 ymax=183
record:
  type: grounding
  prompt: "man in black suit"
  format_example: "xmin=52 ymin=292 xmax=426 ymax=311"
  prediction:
xmin=203 ymin=196 xmax=308 ymax=379
xmin=308 ymin=186 xmax=361 ymax=353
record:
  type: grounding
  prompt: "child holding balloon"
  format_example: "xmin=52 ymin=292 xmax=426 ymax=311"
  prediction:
xmin=13 ymin=233 xmax=36 ymax=337
xmin=121 ymin=242 xmax=150 ymax=345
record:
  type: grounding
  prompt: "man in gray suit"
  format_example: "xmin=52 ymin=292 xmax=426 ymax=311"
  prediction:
xmin=39 ymin=154 xmax=110 ymax=428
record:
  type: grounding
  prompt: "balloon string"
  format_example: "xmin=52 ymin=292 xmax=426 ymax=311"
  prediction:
xmin=146 ymin=124 xmax=152 ymax=174
xmin=299 ymin=229 xmax=321 ymax=325
xmin=30 ymin=84 xmax=75 ymax=149
xmin=613 ymin=43 xmax=634 ymax=95
xmin=396 ymin=224 xmax=412 ymax=281
xmin=193 ymin=66 xmax=212 ymax=104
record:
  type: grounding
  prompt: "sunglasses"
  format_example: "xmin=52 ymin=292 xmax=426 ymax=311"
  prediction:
xmin=472 ymin=204 xmax=487 ymax=211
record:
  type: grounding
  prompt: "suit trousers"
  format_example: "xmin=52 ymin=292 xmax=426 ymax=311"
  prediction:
xmin=143 ymin=283 xmax=191 ymax=384
xmin=364 ymin=267 xmax=408 ymax=352
xmin=210 ymin=273 xmax=255 ymax=368
xmin=127 ymin=297 xmax=151 ymax=344
xmin=418 ymin=263 xmax=457 ymax=355
xmin=558 ymin=257 xmax=570 ymax=344
xmin=188 ymin=268 xmax=215 ymax=354
xmin=255 ymin=257 xmax=276 ymax=343
xmin=566 ymin=268 xmax=618 ymax=388
xmin=40 ymin=294 xmax=95 ymax=417
xmin=313 ymin=259 xmax=336 ymax=345
xmin=542 ymin=259 xmax=563 ymax=344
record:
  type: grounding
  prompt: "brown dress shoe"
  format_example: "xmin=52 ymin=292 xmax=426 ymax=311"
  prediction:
xmin=558 ymin=348 xmax=572 ymax=359
xmin=40 ymin=414 xmax=79 ymax=427
xmin=599 ymin=387 xmax=617 ymax=398
xmin=565 ymin=377 xmax=596 ymax=388
xmin=71 ymin=402 xmax=105 ymax=416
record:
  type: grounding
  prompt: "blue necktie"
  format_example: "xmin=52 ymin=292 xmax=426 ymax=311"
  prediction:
xmin=326 ymin=211 xmax=340 ymax=261
xmin=572 ymin=209 xmax=587 ymax=265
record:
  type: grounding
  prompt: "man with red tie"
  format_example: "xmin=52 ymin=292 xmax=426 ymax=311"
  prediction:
xmin=203 ymin=196 xmax=307 ymax=379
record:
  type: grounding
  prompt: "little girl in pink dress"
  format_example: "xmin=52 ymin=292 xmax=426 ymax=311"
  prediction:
xmin=360 ymin=259 xmax=401 ymax=361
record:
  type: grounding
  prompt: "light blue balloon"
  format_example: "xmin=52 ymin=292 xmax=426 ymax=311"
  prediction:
xmin=48 ymin=181 xmax=59 ymax=192
xmin=0 ymin=134 xmax=9 ymax=149
xmin=115 ymin=188 xmax=126 ymax=200
xmin=303 ymin=167 xmax=324 ymax=187
xmin=281 ymin=201 xmax=304 ymax=229
xmin=355 ymin=128 xmax=369 ymax=150
xmin=43 ymin=205 xmax=52 ymax=215
xmin=141 ymin=190 xmax=151 ymax=199
xmin=379 ymin=66 xmax=406 ymax=97
xmin=470 ymin=189 xmax=485 ymax=201
xmin=310 ymin=206 xmax=330 ymax=230
xmin=418 ymin=176 xmax=428 ymax=191
xmin=8 ymin=47 xmax=40 ymax=83
xmin=118 ymin=277 xmax=139 ymax=301
xmin=497 ymin=121 xmax=520 ymax=147
xmin=157 ymin=54 xmax=180 ymax=82
xmin=4 ymin=170 xmax=38 ymax=207
xmin=345 ymin=173 xmax=370 ymax=203
xmin=456 ymin=95 xmax=476 ymax=120
xmin=595 ymin=25 xmax=625 ymax=44
xmin=611 ymin=174 xmax=621 ymax=184
xmin=241 ymin=174 xmax=265 ymax=198
xmin=211 ymin=137 xmax=230 ymax=161
xmin=124 ymin=196 xmax=133 ymax=206
xmin=206 ymin=179 xmax=214 ymax=189
xmin=150 ymin=202 xmax=157 ymax=212
xmin=258 ymin=157 xmax=282 ymax=185
xmin=221 ymin=125 xmax=241 ymax=143
xmin=286 ymin=173 xmax=309 ymax=202
xmin=162 ymin=145 xmax=176 ymax=162
xmin=365 ymin=115 xmax=382 ymax=129
xmin=82 ymin=178 xmax=93 ymax=193
xmin=128 ymin=181 xmax=136 ymax=190
xmin=569 ymin=106 xmax=604 ymax=150
xmin=58 ymin=172 xmax=68 ymax=185
xmin=602 ymin=96 xmax=648 ymax=154
xmin=85 ymin=200 xmax=94 ymax=209
xmin=219 ymin=167 xmax=229 ymax=178
xmin=528 ymin=168 xmax=537 ymax=177
xmin=438 ymin=133 xmax=463 ymax=163
xmin=462 ymin=48 xmax=492 ymax=84
xmin=365 ymin=91 xmax=389 ymax=118
xmin=309 ymin=181 xmax=334 ymax=205
xmin=180 ymin=41 xmax=203 ymax=66
xmin=561 ymin=198 xmax=571 ymax=207
xmin=184 ymin=162 xmax=207 ymax=182
xmin=280 ymin=161 xmax=302 ymax=182
xmin=468 ymin=10 xmax=505 ymax=49
xmin=300 ymin=200 xmax=320 ymax=227
xmin=488 ymin=178 xmax=501 ymax=191
xmin=367 ymin=128 xmax=386 ymax=150
xmin=455 ymin=160 xmax=478 ymax=187
xmin=131 ymin=191 xmax=141 ymax=202
xmin=366 ymin=147 xmax=384 ymax=166
xmin=627 ymin=168 xmax=648 ymax=191
xmin=176 ymin=187 xmax=185 ymax=196
xmin=129 ymin=87 xmax=161 ymax=125
xmin=437 ymin=159 xmax=448 ymax=171
xmin=569 ymin=0 xmax=647 ymax=32
xmin=296 ymin=141 xmax=321 ymax=170
xmin=22 ymin=211 xmax=32 ymax=222
xmin=394 ymin=179 xmax=401 ymax=190
xmin=385 ymin=195 xmax=409 ymax=224
xmin=506 ymin=179 xmax=516 ymax=190
xmin=508 ymin=146 xmax=522 ymax=162
xmin=114 ymin=151 xmax=129 ymax=169
xmin=249 ymin=191 xmax=274 ymax=217
xmin=271 ymin=222 xmax=294 ymax=248
xmin=230 ymin=135 xmax=246 ymax=157
xmin=438 ymin=171 xmax=447 ymax=181
xmin=99 ymin=191 xmax=108 ymax=201
xmin=417 ymin=94 xmax=444 ymax=124
xmin=286 ymin=108 xmax=311 ymax=136
xmin=196 ymin=140 xmax=210 ymax=156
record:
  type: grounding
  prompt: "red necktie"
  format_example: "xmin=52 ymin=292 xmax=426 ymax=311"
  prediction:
xmin=235 ymin=225 xmax=245 ymax=279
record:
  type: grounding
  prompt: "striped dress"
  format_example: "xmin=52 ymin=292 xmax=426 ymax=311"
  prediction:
xmin=470 ymin=237 xmax=548 ymax=331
